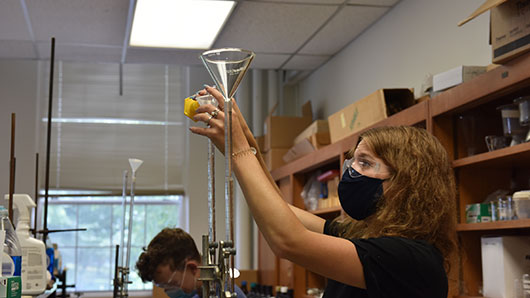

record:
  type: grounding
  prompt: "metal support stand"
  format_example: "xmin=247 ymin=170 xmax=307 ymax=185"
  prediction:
xmin=113 ymin=245 xmax=132 ymax=298
xmin=198 ymin=235 xmax=237 ymax=298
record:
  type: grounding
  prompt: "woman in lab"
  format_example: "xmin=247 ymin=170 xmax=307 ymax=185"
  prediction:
xmin=190 ymin=86 xmax=457 ymax=297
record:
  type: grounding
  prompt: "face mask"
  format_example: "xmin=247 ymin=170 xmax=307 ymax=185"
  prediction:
xmin=163 ymin=266 xmax=197 ymax=298
xmin=338 ymin=167 xmax=385 ymax=220
xmin=165 ymin=289 xmax=197 ymax=298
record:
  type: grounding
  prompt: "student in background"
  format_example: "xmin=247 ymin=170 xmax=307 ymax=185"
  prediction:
xmin=136 ymin=228 xmax=246 ymax=298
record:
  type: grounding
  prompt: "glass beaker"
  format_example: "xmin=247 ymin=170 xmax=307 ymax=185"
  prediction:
xmin=514 ymin=96 xmax=530 ymax=142
xmin=490 ymin=201 xmax=498 ymax=221
xmin=498 ymin=196 xmax=508 ymax=221
xmin=497 ymin=103 xmax=527 ymax=146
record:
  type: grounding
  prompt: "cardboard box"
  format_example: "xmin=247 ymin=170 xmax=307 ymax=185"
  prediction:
xmin=327 ymin=89 xmax=415 ymax=144
xmin=0 ymin=276 xmax=21 ymax=298
xmin=432 ymin=66 xmax=487 ymax=92
xmin=282 ymin=139 xmax=315 ymax=163
xmin=282 ymin=132 xmax=331 ymax=163
xmin=465 ymin=203 xmax=492 ymax=223
xmin=293 ymin=120 xmax=329 ymax=145
xmin=263 ymin=148 xmax=289 ymax=171
xmin=264 ymin=102 xmax=313 ymax=151
xmin=459 ymin=0 xmax=530 ymax=64
xmin=481 ymin=236 xmax=530 ymax=298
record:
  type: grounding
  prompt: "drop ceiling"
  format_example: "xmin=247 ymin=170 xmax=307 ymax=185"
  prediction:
xmin=0 ymin=0 xmax=400 ymax=71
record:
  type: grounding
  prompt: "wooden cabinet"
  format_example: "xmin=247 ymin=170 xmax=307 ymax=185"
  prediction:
xmin=258 ymin=51 xmax=530 ymax=298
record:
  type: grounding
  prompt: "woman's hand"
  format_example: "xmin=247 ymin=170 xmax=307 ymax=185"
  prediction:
xmin=189 ymin=85 xmax=250 ymax=155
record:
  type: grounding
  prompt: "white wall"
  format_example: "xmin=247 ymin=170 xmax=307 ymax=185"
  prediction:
xmin=0 ymin=60 xmax=39 ymax=200
xmin=299 ymin=0 xmax=492 ymax=119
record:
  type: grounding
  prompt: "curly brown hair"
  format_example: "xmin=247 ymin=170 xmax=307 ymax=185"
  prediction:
xmin=136 ymin=228 xmax=201 ymax=282
xmin=329 ymin=126 xmax=457 ymax=271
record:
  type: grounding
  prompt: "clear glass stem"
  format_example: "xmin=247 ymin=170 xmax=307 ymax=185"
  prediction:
xmin=208 ymin=140 xmax=216 ymax=243
xmin=120 ymin=170 xmax=128 ymax=267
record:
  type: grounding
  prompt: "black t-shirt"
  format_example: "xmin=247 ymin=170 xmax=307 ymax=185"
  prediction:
xmin=322 ymin=220 xmax=447 ymax=298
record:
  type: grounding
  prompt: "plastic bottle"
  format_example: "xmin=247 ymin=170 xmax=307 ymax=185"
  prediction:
xmin=0 ymin=206 xmax=22 ymax=276
xmin=240 ymin=280 xmax=249 ymax=295
xmin=5 ymin=194 xmax=47 ymax=294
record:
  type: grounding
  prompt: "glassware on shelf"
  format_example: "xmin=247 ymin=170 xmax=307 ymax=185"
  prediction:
xmin=485 ymin=135 xmax=509 ymax=151
xmin=513 ymin=190 xmax=530 ymax=219
xmin=497 ymin=103 xmax=527 ymax=146
xmin=514 ymin=96 xmax=530 ymax=142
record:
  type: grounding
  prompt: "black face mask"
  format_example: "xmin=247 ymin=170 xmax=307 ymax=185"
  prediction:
xmin=338 ymin=167 xmax=385 ymax=220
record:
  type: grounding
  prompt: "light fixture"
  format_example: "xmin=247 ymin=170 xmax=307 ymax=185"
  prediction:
xmin=130 ymin=0 xmax=236 ymax=49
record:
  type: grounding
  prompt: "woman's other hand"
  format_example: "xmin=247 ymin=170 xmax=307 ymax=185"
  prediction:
xmin=189 ymin=85 xmax=250 ymax=155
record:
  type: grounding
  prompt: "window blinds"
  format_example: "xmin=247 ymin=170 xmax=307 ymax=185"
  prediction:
xmin=38 ymin=62 xmax=187 ymax=193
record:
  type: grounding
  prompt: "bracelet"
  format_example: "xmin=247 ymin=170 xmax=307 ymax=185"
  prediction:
xmin=232 ymin=147 xmax=257 ymax=159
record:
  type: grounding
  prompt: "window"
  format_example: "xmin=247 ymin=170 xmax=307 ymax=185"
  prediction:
xmin=40 ymin=194 xmax=185 ymax=292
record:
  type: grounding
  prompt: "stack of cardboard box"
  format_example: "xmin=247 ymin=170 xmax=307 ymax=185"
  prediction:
xmin=262 ymin=102 xmax=313 ymax=171
xmin=282 ymin=119 xmax=331 ymax=163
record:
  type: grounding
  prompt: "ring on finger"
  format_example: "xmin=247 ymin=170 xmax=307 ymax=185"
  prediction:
xmin=206 ymin=113 xmax=213 ymax=125
xmin=211 ymin=108 xmax=220 ymax=119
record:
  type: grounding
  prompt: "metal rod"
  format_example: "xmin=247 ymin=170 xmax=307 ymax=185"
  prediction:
xmin=43 ymin=37 xmax=56 ymax=241
xmin=9 ymin=113 xmax=16 ymax=224
xmin=119 ymin=63 xmax=123 ymax=96
xmin=201 ymin=235 xmax=209 ymax=298
xmin=113 ymin=245 xmax=120 ymax=298
xmin=34 ymin=153 xmax=39 ymax=238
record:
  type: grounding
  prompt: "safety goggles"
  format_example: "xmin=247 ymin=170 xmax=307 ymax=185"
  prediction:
xmin=342 ymin=157 xmax=381 ymax=178
xmin=154 ymin=270 xmax=177 ymax=289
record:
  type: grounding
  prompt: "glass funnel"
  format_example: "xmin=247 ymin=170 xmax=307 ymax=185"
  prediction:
xmin=200 ymin=48 xmax=255 ymax=101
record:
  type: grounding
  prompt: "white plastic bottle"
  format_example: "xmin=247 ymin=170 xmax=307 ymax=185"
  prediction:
xmin=0 ymin=206 xmax=22 ymax=277
xmin=5 ymin=194 xmax=47 ymax=295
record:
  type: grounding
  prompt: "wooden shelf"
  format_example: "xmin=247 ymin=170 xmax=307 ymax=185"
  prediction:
xmin=456 ymin=219 xmax=530 ymax=231
xmin=310 ymin=206 xmax=342 ymax=215
xmin=452 ymin=142 xmax=530 ymax=169
xmin=270 ymin=142 xmax=341 ymax=181
xmin=270 ymin=100 xmax=429 ymax=181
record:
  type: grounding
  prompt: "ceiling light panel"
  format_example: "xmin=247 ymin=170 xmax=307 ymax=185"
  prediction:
xmin=130 ymin=0 xmax=236 ymax=49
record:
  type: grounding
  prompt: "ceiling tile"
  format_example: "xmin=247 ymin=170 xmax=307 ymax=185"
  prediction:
xmin=0 ymin=0 xmax=32 ymax=40
xmin=26 ymin=0 xmax=129 ymax=45
xmin=214 ymin=1 xmax=337 ymax=53
xmin=299 ymin=5 xmax=388 ymax=55
xmin=126 ymin=47 xmax=205 ymax=66
xmin=251 ymin=53 xmax=290 ymax=69
xmin=36 ymin=42 xmax=122 ymax=63
xmin=282 ymin=54 xmax=330 ymax=70
xmin=0 ymin=40 xmax=36 ymax=59
xmin=259 ymin=0 xmax=343 ymax=4
xmin=349 ymin=0 xmax=399 ymax=5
